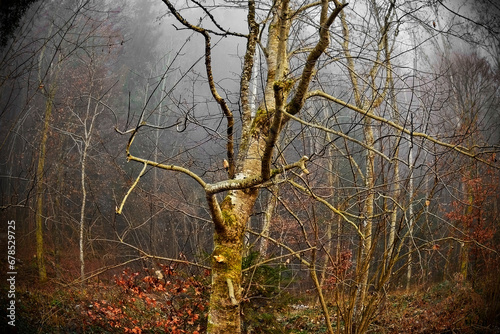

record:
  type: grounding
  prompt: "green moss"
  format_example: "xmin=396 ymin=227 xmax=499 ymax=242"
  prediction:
xmin=250 ymin=107 xmax=271 ymax=136
xmin=247 ymin=79 xmax=294 ymax=139
xmin=221 ymin=209 xmax=237 ymax=227
xmin=212 ymin=244 xmax=242 ymax=274
xmin=219 ymin=196 xmax=248 ymax=240
xmin=273 ymin=78 xmax=294 ymax=92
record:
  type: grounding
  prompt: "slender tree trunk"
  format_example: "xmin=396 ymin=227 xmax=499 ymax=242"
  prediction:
xmin=319 ymin=127 xmax=337 ymax=300
xmin=387 ymin=155 xmax=399 ymax=267
xmin=319 ymin=220 xmax=333 ymax=297
xmin=79 ymin=76 xmax=95 ymax=285
xmin=310 ymin=262 xmax=335 ymax=334
xmin=358 ymin=115 xmax=375 ymax=314
xmin=406 ymin=149 xmax=414 ymax=292
xmin=260 ymin=185 xmax=277 ymax=257
xmin=387 ymin=101 xmax=401 ymax=273
xmin=406 ymin=32 xmax=418 ymax=291
xmin=460 ymin=181 xmax=473 ymax=280
xmin=54 ymin=155 xmax=64 ymax=279
xmin=79 ymin=138 xmax=87 ymax=284
xmin=35 ymin=85 xmax=55 ymax=283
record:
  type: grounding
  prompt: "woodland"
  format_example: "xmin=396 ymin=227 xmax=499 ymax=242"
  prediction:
xmin=0 ymin=0 xmax=499 ymax=333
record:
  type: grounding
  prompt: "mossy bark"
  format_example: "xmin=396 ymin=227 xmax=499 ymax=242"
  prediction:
xmin=207 ymin=190 xmax=258 ymax=334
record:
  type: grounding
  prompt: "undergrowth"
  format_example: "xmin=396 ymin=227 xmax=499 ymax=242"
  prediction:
xmin=373 ymin=274 xmax=499 ymax=333
xmin=2 ymin=269 xmax=499 ymax=333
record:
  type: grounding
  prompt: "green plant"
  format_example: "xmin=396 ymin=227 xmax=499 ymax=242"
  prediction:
xmin=240 ymin=251 xmax=296 ymax=333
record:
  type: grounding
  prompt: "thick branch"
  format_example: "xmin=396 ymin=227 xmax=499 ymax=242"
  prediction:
xmin=240 ymin=0 xmax=259 ymax=133
xmin=287 ymin=2 xmax=348 ymax=115
xmin=261 ymin=82 xmax=287 ymax=179
xmin=161 ymin=0 xmax=235 ymax=178
xmin=127 ymin=154 xmax=206 ymax=188
xmin=206 ymin=156 xmax=309 ymax=195
xmin=201 ymin=30 xmax=235 ymax=178
xmin=338 ymin=2 xmax=362 ymax=107
xmin=116 ymin=162 xmax=147 ymax=214
xmin=161 ymin=0 xmax=245 ymax=37
xmin=207 ymin=193 xmax=224 ymax=231
xmin=190 ymin=0 xmax=247 ymax=37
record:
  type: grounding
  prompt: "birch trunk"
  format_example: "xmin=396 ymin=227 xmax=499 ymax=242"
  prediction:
xmin=260 ymin=185 xmax=277 ymax=258
xmin=359 ymin=115 xmax=375 ymax=312
xmin=406 ymin=145 xmax=414 ymax=291
xmin=79 ymin=138 xmax=87 ymax=284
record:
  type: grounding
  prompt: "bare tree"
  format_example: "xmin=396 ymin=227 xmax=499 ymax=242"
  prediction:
xmin=115 ymin=0 xmax=500 ymax=333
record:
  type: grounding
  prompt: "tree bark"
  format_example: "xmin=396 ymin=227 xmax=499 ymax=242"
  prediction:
xmin=260 ymin=186 xmax=277 ymax=258
xmin=358 ymin=115 xmax=375 ymax=314
xmin=79 ymin=136 xmax=87 ymax=284
xmin=35 ymin=85 xmax=55 ymax=283
xmin=207 ymin=189 xmax=258 ymax=333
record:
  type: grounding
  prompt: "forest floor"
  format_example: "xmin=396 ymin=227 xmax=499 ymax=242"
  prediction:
xmin=1 ymin=270 xmax=499 ymax=333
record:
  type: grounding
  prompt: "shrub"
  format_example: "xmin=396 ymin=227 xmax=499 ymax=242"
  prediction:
xmin=83 ymin=265 xmax=209 ymax=333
